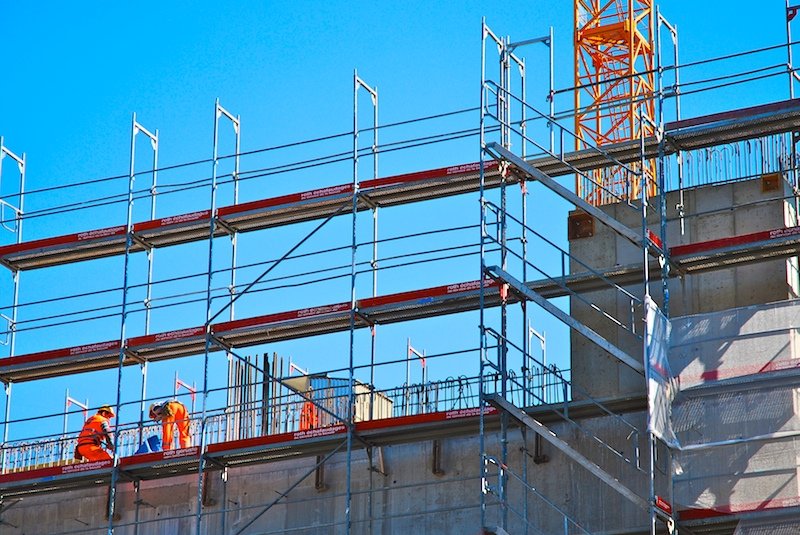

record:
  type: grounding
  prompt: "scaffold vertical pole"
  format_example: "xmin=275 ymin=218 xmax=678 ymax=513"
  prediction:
xmin=405 ymin=337 xmax=411 ymax=414
xmin=518 ymin=46 xmax=530 ymax=424
xmin=479 ymin=19 xmax=491 ymax=530
xmin=548 ymin=26 xmax=555 ymax=154
xmin=127 ymin=116 xmax=159 ymax=535
xmin=195 ymin=99 xmax=239 ymax=535
xmin=228 ymin=112 xmax=241 ymax=324
xmin=0 ymin=139 xmax=24 ymax=477
xmin=224 ymin=119 xmax=241 ymax=529
xmin=656 ymin=10 xmax=679 ymax=528
xmin=479 ymin=19 xmax=513 ymax=531
xmin=369 ymin=83 xmax=379 ymax=424
xmin=129 ymin=117 xmax=158 ymax=452
xmin=108 ymin=111 xmax=142 ymax=533
xmin=0 ymin=140 xmax=25 ymax=367
xmin=639 ymin=108 xmax=658 ymax=535
xmin=786 ymin=2 xmax=800 ymax=207
xmin=196 ymin=98 xmax=221 ymax=535
xmin=497 ymin=34 xmax=512 ymax=531
xmin=657 ymin=9 xmax=684 ymax=236
xmin=347 ymin=69 xmax=359 ymax=535
xmin=520 ymin=52 xmax=530 ymax=410
xmin=1 ymin=382 xmax=11 ymax=474
xmin=348 ymin=69 xmax=376 ymax=535
xmin=655 ymin=9 xmax=669 ymax=316
xmin=508 ymin=32 xmax=551 ymax=531
xmin=788 ymin=0 xmax=796 ymax=99
xmin=142 ymin=120 xmax=159 ymax=337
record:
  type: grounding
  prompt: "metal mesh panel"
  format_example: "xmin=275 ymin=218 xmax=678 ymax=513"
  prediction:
xmin=671 ymin=299 xmax=800 ymax=390
xmin=734 ymin=514 xmax=800 ymax=534
xmin=669 ymin=299 xmax=800 ymax=514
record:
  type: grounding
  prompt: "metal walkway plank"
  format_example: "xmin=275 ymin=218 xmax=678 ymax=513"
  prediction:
xmin=0 ymin=163 xmax=499 ymax=271
xmin=0 ymin=406 xmax=497 ymax=497
xmin=7 ymin=215 xmax=800 ymax=382
xmin=0 ymin=280 xmax=502 ymax=383
xmin=3 ymin=99 xmax=800 ymax=272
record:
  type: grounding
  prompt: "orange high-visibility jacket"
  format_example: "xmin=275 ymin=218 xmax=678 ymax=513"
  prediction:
xmin=300 ymin=401 xmax=319 ymax=430
xmin=78 ymin=414 xmax=112 ymax=446
xmin=160 ymin=401 xmax=192 ymax=449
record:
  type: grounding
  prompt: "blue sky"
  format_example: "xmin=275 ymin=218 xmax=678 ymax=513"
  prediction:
xmin=0 ymin=1 xmax=795 ymax=440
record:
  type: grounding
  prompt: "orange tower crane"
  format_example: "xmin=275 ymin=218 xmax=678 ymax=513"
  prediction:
xmin=574 ymin=0 xmax=656 ymax=206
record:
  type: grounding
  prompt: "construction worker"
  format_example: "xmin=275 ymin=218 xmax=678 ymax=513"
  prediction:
xmin=149 ymin=400 xmax=192 ymax=449
xmin=299 ymin=388 xmax=319 ymax=431
xmin=75 ymin=405 xmax=115 ymax=462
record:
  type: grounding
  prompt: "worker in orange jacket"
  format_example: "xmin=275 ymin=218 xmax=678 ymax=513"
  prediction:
xmin=75 ymin=405 xmax=115 ymax=462
xmin=149 ymin=400 xmax=192 ymax=449
xmin=299 ymin=388 xmax=319 ymax=431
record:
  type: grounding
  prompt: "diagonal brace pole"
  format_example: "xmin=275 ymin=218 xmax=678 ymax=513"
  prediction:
xmin=487 ymin=394 xmax=649 ymax=512
xmin=484 ymin=142 xmax=646 ymax=249
xmin=485 ymin=265 xmax=644 ymax=374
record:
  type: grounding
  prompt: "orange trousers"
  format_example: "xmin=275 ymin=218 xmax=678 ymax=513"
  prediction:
xmin=76 ymin=443 xmax=111 ymax=461
xmin=162 ymin=402 xmax=192 ymax=449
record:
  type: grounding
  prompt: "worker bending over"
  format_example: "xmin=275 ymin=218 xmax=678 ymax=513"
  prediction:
xmin=149 ymin=400 xmax=192 ymax=449
xmin=75 ymin=405 xmax=115 ymax=462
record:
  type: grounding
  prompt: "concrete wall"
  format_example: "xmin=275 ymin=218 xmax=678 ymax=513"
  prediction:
xmin=569 ymin=177 xmax=799 ymax=400
xmin=0 ymin=413 xmax=658 ymax=535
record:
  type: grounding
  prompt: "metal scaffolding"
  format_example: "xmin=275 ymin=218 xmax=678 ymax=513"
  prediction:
xmin=1 ymin=13 xmax=800 ymax=534
xmin=478 ymin=16 xmax=677 ymax=534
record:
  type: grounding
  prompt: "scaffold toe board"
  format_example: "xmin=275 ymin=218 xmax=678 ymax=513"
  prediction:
xmin=125 ymin=327 xmax=209 ymax=362
xmin=665 ymin=98 xmax=800 ymax=150
xmin=205 ymin=425 xmax=349 ymax=466
xmin=358 ymin=279 xmax=501 ymax=323
xmin=0 ymin=225 xmax=131 ymax=271
xmin=0 ymin=459 xmax=113 ymax=491
xmin=133 ymin=209 xmax=216 ymax=247
xmin=670 ymin=225 xmax=800 ymax=272
xmin=0 ymin=340 xmax=122 ymax=382
xmin=117 ymin=446 xmax=203 ymax=480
